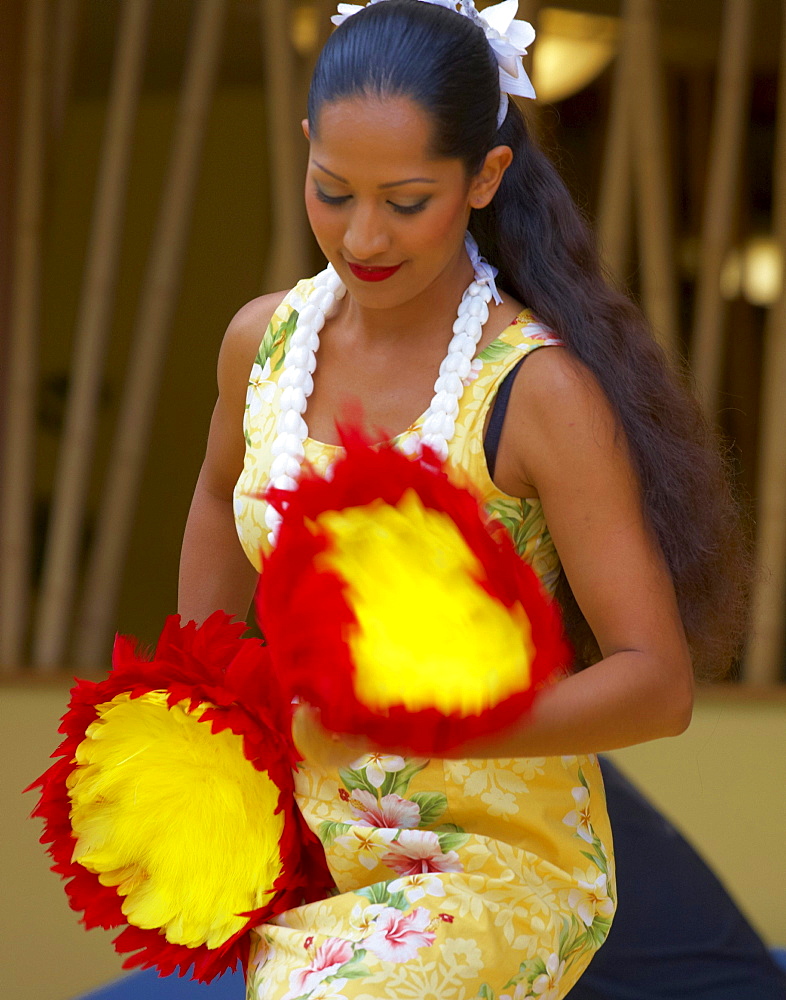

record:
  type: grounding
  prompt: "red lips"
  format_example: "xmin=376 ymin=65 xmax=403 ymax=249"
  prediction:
xmin=347 ymin=262 xmax=403 ymax=282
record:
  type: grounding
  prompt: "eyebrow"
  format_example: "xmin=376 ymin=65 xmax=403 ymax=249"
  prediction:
xmin=313 ymin=160 xmax=437 ymax=188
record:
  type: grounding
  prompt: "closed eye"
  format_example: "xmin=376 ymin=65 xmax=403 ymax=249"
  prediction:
xmin=314 ymin=186 xmax=429 ymax=216
xmin=391 ymin=199 xmax=429 ymax=216
xmin=314 ymin=188 xmax=350 ymax=207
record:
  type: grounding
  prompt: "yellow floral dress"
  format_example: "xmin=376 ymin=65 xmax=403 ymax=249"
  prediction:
xmin=234 ymin=277 xmax=616 ymax=1000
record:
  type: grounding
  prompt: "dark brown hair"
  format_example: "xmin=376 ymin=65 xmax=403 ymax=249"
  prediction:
xmin=309 ymin=0 xmax=753 ymax=679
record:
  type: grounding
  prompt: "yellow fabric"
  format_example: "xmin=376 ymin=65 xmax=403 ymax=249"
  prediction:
xmin=69 ymin=691 xmax=284 ymax=949
xmin=234 ymin=277 xmax=615 ymax=1000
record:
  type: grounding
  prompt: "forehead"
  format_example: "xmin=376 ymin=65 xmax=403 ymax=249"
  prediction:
xmin=310 ymin=95 xmax=461 ymax=180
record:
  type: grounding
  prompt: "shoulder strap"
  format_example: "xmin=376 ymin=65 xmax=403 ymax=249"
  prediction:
xmin=483 ymin=356 xmax=527 ymax=480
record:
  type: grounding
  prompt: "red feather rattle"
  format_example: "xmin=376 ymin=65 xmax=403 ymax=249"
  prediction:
xmin=27 ymin=614 xmax=332 ymax=983
xmin=258 ymin=427 xmax=571 ymax=755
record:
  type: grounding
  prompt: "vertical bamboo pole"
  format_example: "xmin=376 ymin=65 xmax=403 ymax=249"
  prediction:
xmin=260 ymin=0 xmax=310 ymax=288
xmin=745 ymin=1 xmax=786 ymax=685
xmin=626 ymin=0 xmax=679 ymax=354
xmin=32 ymin=0 xmax=152 ymax=672
xmin=0 ymin=0 xmax=48 ymax=672
xmin=51 ymin=0 xmax=81 ymax=140
xmin=74 ymin=0 xmax=228 ymax=669
xmin=0 ymin=0 xmax=24 ymax=420
xmin=690 ymin=0 xmax=754 ymax=414
xmin=597 ymin=11 xmax=634 ymax=287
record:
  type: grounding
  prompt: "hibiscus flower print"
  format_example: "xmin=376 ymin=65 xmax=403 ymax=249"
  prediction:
xmin=349 ymin=789 xmax=420 ymax=829
xmin=381 ymin=830 xmax=463 ymax=876
xmin=362 ymin=906 xmax=436 ymax=963
xmin=284 ymin=937 xmax=353 ymax=998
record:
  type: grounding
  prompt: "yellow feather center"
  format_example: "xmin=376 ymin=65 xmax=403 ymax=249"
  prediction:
xmin=315 ymin=492 xmax=534 ymax=715
xmin=67 ymin=691 xmax=284 ymax=949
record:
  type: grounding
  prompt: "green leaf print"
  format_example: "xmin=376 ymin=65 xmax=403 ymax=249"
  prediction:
xmin=580 ymin=849 xmax=606 ymax=875
xmin=257 ymin=314 xmax=281 ymax=368
xmin=317 ymin=820 xmax=352 ymax=846
xmin=409 ymin=791 xmax=448 ymax=827
xmin=272 ymin=310 xmax=299 ymax=372
xmin=356 ymin=883 xmax=408 ymax=910
xmin=335 ymin=949 xmax=372 ymax=978
xmin=338 ymin=766 xmax=378 ymax=796
xmin=577 ymin=766 xmax=589 ymax=791
xmin=485 ymin=498 xmax=521 ymax=535
xmin=503 ymin=955 xmax=547 ymax=990
xmin=385 ymin=889 xmax=411 ymax=911
xmin=476 ymin=984 xmax=495 ymax=1000
xmin=437 ymin=830 xmax=470 ymax=852
xmin=558 ymin=914 xmax=572 ymax=953
xmin=588 ymin=914 xmax=613 ymax=946
xmin=432 ymin=822 xmax=464 ymax=834
xmin=478 ymin=340 xmax=514 ymax=364
xmin=388 ymin=759 xmax=430 ymax=796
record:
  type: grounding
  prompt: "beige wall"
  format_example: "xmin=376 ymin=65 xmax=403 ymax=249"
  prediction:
xmin=5 ymin=684 xmax=785 ymax=1000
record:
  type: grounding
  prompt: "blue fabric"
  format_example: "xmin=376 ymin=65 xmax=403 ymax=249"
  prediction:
xmin=79 ymin=967 xmax=244 ymax=999
xmin=565 ymin=758 xmax=786 ymax=1000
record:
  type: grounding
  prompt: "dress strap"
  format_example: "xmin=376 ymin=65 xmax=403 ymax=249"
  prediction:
xmin=483 ymin=355 xmax=528 ymax=480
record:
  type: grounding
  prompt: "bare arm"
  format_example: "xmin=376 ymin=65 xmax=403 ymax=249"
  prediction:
xmin=178 ymin=291 xmax=288 ymax=626
xmin=293 ymin=346 xmax=694 ymax=765
xmin=456 ymin=346 xmax=694 ymax=757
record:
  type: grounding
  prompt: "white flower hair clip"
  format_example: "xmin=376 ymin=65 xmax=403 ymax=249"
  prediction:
xmin=331 ymin=0 xmax=536 ymax=128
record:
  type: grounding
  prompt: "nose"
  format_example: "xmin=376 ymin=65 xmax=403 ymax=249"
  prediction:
xmin=342 ymin=202 xmax=391 ymax=262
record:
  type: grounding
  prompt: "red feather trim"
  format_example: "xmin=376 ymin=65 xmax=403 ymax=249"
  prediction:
xmin=257 ymin=427 xmax=571 ymax=755
xmin=27 ymin=612 xmax=333 ymax=983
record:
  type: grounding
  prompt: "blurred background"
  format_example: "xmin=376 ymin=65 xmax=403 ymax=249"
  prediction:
xmin=1 ymin=1 xmax=784 ymax=998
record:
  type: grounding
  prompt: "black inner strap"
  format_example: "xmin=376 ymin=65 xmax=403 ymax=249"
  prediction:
xmin=483 ymin=355 xmax=528 ymax=481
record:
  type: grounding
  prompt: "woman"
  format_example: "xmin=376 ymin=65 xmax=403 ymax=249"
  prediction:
xmin=179 ymin=2 xmax=750 ymax=997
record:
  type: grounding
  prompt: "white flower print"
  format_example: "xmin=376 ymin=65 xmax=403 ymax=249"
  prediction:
xmin=532 ymin=953 xmax=567 ymax=1000
xmin=351 ymin=752 xmax=407 ymax=789
xmin=568 ymin=873 xmax=614 ymax=927
xmin=246 ymin=358 xmax=276 ymax=419
xmin=563 ymin=785 xmax=593 ymax=843
xmin=388 ymin=872 xmax=447 ymax=903
xmin=334 ymin=826 xmax=397 ymax=870
xmin=500 ymin=984 xmax=528 ymax=1000
xmin=348 ymin=902 xmax=387 ymax=938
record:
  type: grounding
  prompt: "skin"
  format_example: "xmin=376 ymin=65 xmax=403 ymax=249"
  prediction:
xmin=179 ymin=95 xmax=693 ymax=760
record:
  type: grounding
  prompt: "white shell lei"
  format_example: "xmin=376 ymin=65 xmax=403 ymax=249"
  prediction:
xmin=264 ymin=247 xmax=495 ymax=545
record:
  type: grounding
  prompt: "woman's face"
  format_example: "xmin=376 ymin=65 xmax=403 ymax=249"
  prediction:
xmin=304 ymin=95 xmax=485 ymax=308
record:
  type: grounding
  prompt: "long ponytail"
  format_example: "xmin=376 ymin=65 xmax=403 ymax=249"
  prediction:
xmin=471 ymin=103 xmax=752 ymax=677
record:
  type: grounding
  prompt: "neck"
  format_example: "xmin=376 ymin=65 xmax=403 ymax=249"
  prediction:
xmin=336 ymin=243 xmax=476 ymax=348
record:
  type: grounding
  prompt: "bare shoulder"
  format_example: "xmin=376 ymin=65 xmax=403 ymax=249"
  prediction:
xmin=512 ymin=345 xmax=621 ymax=441
xmin=499 ymin=345 xmax=629 ymax=496
xmin=217 ymin=289 xmax=289 ymax=399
